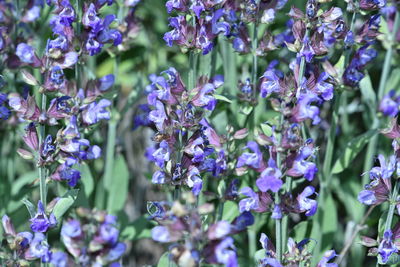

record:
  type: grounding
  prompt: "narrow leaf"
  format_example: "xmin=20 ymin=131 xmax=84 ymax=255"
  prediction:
xmin=331 ymin=130 xmax=378 ymax=174
xmin=21 ymin=198 xmax=36 ymax=218
xmin=52 ymin=189 xmax=79 ymax=221
xmin=107 ymin=155 xmax=129 ymax=214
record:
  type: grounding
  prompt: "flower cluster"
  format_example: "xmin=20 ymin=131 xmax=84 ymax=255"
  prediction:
xmin=141 ymin=68 xmax=226 ymax=195
xmin=257 ymin=233 xmax=339 ymax=266
xmin=163 ymin=0 xmax=288 ymax=54
xmin=150 ymin=193 xmax=254 ymax=266
xmin=59 ymin=208 xmax=126 ymax=266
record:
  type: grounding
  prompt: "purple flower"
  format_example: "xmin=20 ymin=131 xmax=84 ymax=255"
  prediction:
xmin=151 ymin=225 xmax=171 ymax=242
xmin=25 ymin=233 xmax=52 ymax=263
xmin=187 ymin=167 xmax=203 ymax=196
xmin=271 ymin=204 xmax=282 ymax=219
xmin=231 ymin=212 xmax=254 ymax=232
xmin=96 ymin=223 xmax=119 ymax=245
xmin=86 ymin=37 xmax=103 ymax=56
xmin=256 ymin=158 xmax=283 ymax=193
xmin=317 ymin=250 xmax=338 ymax=267
xmin=105 ymin=242 xmax=126 ymax=262
xmin=82 ymin=99 xmax=111 ymax=124
xmin=51 ymin=251 xmax=69 ymax=267
xmin=293 ymin=92 xmax=321 ymax=125
xmin=60 ymin=165 xmax=81 ymax=187
xmin=192 ymin=83 xmax=217 ymax=110
xmin=152 ymin=170 xmax=166 ymax=184
xmin=48 ymin=35 xmax=69 ymax=52
xmin=30 ymin=201 xmax=57 ymax=233
xmin=149 ymin=100 xmax=167 ymax=132
xmin=16 ymin=43 xmax=35 ymax=63
xmin=316 ymin=72 xmax=334 ymax=101
xmin=214 ymin=237 xmax=238 ymax=267
xmin=237 ymin=141 xmax=263 ymax=170
xmin=297 ymin=186 xmax=318 ymax=216
xmin=238 ymin=187 xmax=259 ymax=213
xmin=50 ymin=66 xmax=65 ymax=85
xmin=99 ymin=74 xmax=115 ymax=91
xmin=61 ymin=219 xmax=82 ymax=238
xmin=378 ymin=230 xmax=398 ymax=264
xmin=380 ymin=90 xmax=400 ymax=117
xmin=260 ymin=70 xmax=280 ymax=98
xmin=152 ymin=141 xmax=170 ymax=168
xmin=370 ymin=154 xmax=396 ymax=179
xmin=287 ymin=143 xmax=318 ymax=181
xmin=207 ymin=221 xmax=232 ymax=240
xmin=358 ymin=189 xmax=377 ymax=205
xmin=83 ymin=3 xmax=101 ymax=30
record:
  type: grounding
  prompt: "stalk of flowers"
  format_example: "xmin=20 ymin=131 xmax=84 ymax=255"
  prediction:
xmin=56 ymin=207 xmax=126 ymax=266
xmin=256 ymin=232 xmax=339 ymax=266
xmin=358 ymin=126 xmax=400 ymax=264
xmin=137 ymin=68 xmax=226 ymax=198
xmin=149 ymin=192 xmax=254 ymax=266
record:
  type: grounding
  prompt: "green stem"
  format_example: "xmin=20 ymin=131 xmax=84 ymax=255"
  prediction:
xmin=248 ymin=229 xmax=257 ymax=262
xmin=378 ymin=12 xmax=400 ymax=100
xmin=39 ymin=94 xmax=47 ymax=208
xmin=322 ymin=92 xmax=342 ymax=189
xmin=385 ymin=180 xmax=400 ymax=232
xmin=248 ymin=7 xmax=259 ymax=134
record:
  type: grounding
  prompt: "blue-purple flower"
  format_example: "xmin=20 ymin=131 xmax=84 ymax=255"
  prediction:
xmin=30 ymin=201 xmax=57 ymax=233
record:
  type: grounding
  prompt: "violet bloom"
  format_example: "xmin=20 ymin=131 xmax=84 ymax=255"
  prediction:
xmin=260 ymin=70 xmax=280 ymax=98
xmin=297 ymin=186 xmax=318 ymax=216
xmin=60 ymin=165 xmax=81 ymax=187
xmin=16 ymin=43 xmax=35 ymax=63
xmin=238 ymin=187 xmax=259 ymax=213
xmin=151 ymin=225 xmax=171 ymax=242
xmin=293 ymin=92 xmax=322 ymax=125
xmin=99 ymin=74 xmax=115 ymax=91
xmin=192 ymin=83 xmax=217 ymax=110
xmin=51 ymin=251 xmax=69 ymax=267
xmin=187 ymin=167 xmax=203 ymax=196
xmin=380 ymin=90 xmax=400 ymax=117
xmin=105 ymin=242 xmax=126 ymax=262
xmin=82 ymin=99 xmax=111 ymax=124
xmin=316 ymin=72 xmax=334 ymax=101
xmin=149 ymin=100 xmax=167 ymax=132
xmin=25 ymin=233 xmax=52 ymax=263
xmin=83 ymin=3 xmax=101 ymax=29
xmin=207 ymin=221 xmax=232 ymax=240
xmin=50 ymin=66 xmax=65 ymax=85
xmin=370 ymin=154 xmax=396 ymax=179
xmin=317 ymin=250 xmax=338 ymax=267
xmin=256 ymin=158 xmax=283 ymax=193
xmin=287 ymin=143 xmax=318 ymax=181
xmin=152 ymin=140 xmax=170 ymax=168
xmin=30 ymin=201 xmax=57 ymax=233
xmin=214 ymin=237 xmax=238 ymax=267
xmin=152 ymin=171 xmax=166 ymax=184
xmin=237 ymin=141 xmax=263 ymax=170
xmin=96 ymin=223 xmax=119 ymax=245
xmin=378 ymin=230 xmax=398 ymax=264
xmin=61 ymin=219 xmax=82 ymax=238
xmin=0 ymin=93 xmax=10 ymax=120
xmin=358 ymin=176 xmax=390 ymax=206
xmin=271 ymin=204 xmax=282 ymax=220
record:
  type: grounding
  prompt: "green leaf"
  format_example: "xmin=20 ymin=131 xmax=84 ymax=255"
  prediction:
xmin=107 ymin=155 xmax=129 ymax=214
xmin=120 ymin=216 xmax=152 ymax=241
xmin=214 ymin=94 xmax=233 ymax=103
xmin=292 ymin=221 xmax=312 ymax=242
xmin=21 ymin=198 xmax=36 ymax=218
xmin=222 ymin=201 xmax=239 ymax=222
xmin=78 ymin=164 xmax=94 ymax=198
xmin=260 ymin=123 xmax=272 ymax=136
xmin=331 ymin=130 xmax=378 ymax=174
xmin=12 ymin=171 xmax=37 ymax=196
xmin=359 ymin=73 xmax=376 ymax=110
xmin=157 ymin=252 xmax=177 ymax=267
xmin=52 ymin=189 xmax=79 ymax=221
